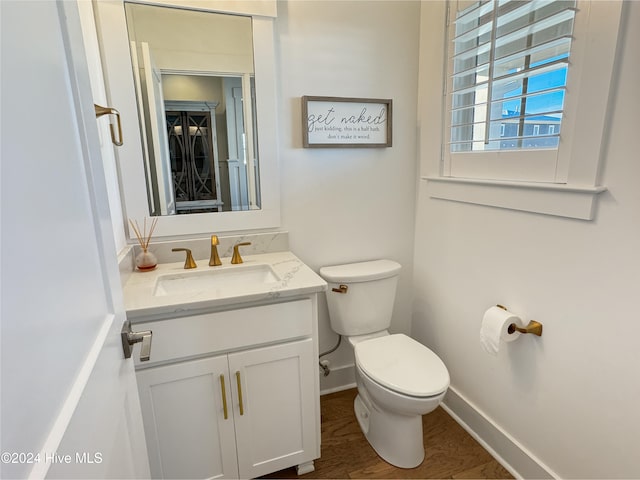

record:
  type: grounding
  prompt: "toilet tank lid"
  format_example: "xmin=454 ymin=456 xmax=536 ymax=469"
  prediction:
xmin=319 ymin=259 xmax=401 ymax=283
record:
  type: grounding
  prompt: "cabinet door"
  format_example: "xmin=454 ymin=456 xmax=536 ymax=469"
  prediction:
xmin=137 ymin=357 xmax=239 ymax=479
xmin=229 ymin=338 xmax=317 ymax=478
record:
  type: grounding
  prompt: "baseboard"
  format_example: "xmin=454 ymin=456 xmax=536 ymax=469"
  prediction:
xmin=319 ymin=363 xmax=356 ymax=395
xmin=441 ymin=387 xmax=557 ymax=479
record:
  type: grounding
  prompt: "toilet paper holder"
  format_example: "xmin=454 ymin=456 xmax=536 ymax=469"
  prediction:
xmin=496 ymin=305 xmax=543 ymax=336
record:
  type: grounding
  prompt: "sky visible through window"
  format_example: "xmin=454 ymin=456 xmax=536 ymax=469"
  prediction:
xmin=501 ymin=54 xmax=568 ymax=119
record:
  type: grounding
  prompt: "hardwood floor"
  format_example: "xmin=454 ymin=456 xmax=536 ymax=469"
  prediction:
xmin=264 ymin=388 xmax=513 ymax=479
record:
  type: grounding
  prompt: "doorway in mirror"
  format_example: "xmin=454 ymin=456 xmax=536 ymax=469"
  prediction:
xmin=165 ymin=107 xmax=222 ymax=214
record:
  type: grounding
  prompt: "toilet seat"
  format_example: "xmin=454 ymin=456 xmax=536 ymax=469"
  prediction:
xmin=354 ymin=334 xmax=450 ymax=397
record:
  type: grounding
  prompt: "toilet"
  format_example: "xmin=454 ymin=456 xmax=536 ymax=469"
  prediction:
xmin=319 ymin=259 xmax=449 ymax=469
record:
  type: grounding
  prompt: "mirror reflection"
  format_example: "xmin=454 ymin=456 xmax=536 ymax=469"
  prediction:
xmin=125 ymin=3 xmax=260 ymax=216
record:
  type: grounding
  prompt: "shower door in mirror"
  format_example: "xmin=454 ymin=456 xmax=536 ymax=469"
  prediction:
xmin=165 ymin=105 xmax=222 ymax=213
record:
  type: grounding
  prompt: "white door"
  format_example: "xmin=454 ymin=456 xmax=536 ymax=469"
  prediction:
xmin=223 ymin=79 xmax=249 ymax=210
xmin=140 ymin=42 xmax=175 ymax=216
xmin=0 ymin=2 xmax=149 ymax=478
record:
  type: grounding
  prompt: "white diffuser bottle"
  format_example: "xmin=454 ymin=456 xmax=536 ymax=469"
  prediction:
xmin=130 ymin=218 xmax=159 ymax=272
xmin=135 ymin=247 xmax=158 ymax=272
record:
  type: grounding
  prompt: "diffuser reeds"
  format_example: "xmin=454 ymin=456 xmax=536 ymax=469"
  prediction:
xmin=129 ymin=217 xmax=158 ymax=252
xmin=130 ymin=217 xmax=159 ymax=271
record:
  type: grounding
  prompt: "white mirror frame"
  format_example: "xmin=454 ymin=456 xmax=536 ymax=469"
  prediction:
xmin=93 ymin=0 xmax=279 ymax=239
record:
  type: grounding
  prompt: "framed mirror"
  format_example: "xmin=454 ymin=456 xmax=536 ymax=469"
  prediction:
xmin=94 ymin=0 xmax=279 ymax=239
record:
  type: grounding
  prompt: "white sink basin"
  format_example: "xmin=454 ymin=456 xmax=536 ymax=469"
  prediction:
xmin=153 ymin=264 xmax=280 ymax=297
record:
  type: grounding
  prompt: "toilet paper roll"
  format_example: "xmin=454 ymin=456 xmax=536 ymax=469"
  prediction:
xmin=480 ymin=306 xmax=524 ymax=355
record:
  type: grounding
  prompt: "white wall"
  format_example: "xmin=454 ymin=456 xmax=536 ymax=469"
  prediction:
xmin=162 ymin=75 xmax=224 ymax=104
xmin=275 ymin=1 xmax=421 ymax=372
xmin=126 ymin=3 xmax=254 ymax=73
xmin=413 ymin=2 xmax=640 ymax=478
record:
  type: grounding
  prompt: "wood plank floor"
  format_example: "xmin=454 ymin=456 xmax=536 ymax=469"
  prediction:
xmin=263 ymin=388 xmax=513 ymax=479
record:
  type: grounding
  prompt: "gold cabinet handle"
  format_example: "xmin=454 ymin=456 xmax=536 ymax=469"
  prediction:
xmin=94 ymin=104 xmax=123 ymax=146
xmin=219 ymin=374 xmax=228 ymax=420
xmin=235 ymin=371 xmax=244 ymax=415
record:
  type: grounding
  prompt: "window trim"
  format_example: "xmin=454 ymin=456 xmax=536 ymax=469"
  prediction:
xmin=552 ymin=0 xmax=622 ymax=185
xmin=424 ymin=175 xmax=606 ymax=220
xmin=430 ymin=0 xmax=624 ymax=220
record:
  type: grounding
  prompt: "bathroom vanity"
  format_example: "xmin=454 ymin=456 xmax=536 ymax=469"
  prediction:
xmin=122 ymin=251 xmax=327 ymax=479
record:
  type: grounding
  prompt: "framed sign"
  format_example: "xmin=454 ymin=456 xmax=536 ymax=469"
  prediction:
xmin=302 ymin=96 xmax=392 ymax=148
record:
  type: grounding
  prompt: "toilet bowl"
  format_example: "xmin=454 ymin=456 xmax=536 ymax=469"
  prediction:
xmin=320 ymin=258 xmax=450 ymax=469
xmin=351 ymin=333 xmax=449 ymax=468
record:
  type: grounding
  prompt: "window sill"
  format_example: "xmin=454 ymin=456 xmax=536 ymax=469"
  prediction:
xmin=423 ymin=176 xmax=607 ymax=220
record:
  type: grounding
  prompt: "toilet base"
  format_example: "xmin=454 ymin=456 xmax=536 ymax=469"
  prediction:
xmin=354 ymin=391 xmax=425 ymax=469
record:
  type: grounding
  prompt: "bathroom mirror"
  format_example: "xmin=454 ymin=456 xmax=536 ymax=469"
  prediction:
xmin=125 ymin=4 xmax=260 ymax=216
xmin=93 ymin=0 xmax=279 ymax=238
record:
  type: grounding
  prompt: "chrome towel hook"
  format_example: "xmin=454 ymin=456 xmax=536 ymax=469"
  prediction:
xmin=94 ymin=104 xmax=123 ymax=146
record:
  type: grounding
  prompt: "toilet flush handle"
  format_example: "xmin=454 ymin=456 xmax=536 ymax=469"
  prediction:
xmin=331 ymin=284 xmax=348 ymax=294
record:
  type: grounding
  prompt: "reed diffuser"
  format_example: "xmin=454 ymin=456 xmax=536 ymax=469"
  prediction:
xmin=130 ymin=217 xmax=159 ymax=271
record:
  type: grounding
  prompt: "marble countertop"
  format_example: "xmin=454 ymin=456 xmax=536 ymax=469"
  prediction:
xmin=123 ymin=251 xmax=327 ymax=320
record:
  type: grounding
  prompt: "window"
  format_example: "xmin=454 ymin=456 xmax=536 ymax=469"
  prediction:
xmin=445 ymin=0 xmax=578 ymax=181
xmin=450 ymin=0 xmax=574 ymax=153
xmin=428 ymin=0 xmax=624 ymax=219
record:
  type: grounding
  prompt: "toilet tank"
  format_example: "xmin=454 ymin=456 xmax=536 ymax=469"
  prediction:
xmin=319 ymin=260 xmax=402 ymax=336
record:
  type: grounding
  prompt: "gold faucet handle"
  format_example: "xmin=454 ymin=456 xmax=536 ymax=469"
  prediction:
xmin=231 ymin=242 xmax=251 ymax=264
xmin=172 ymin=248 xmax=197 ymax=269
xmin=209 ymin=235 xmax=222 ymax=266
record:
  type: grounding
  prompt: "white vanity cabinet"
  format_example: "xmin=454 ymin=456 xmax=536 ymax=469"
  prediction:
xmin=132 ymin=297 xmax=320 ymax=480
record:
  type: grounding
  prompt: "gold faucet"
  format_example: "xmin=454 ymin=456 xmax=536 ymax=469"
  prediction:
xmin=209 ymin=235 xmax=222 ymax=266
xmin=231 ymin=242 xmax=251 ymax=264
xmin=172 ymin=248 xmax=197 ymax=269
